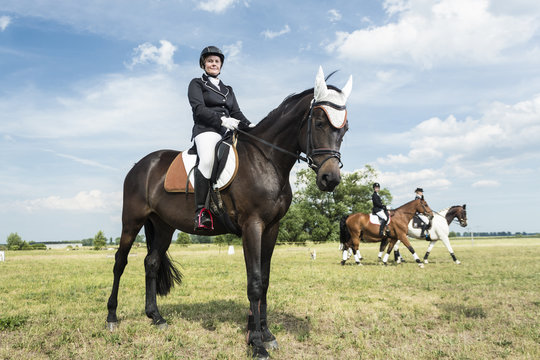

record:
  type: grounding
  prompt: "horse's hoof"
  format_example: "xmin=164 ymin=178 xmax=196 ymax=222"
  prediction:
xmin=424 ymin=259 xmax=429 ymax=264
xmin=418 ymin=263 xmax=425 ymax=269
xmin=383 ymin=262 xmax=388 ymax=266
xmin=107 ymin=322 xmax=118 ymax=332
xmin=153 ymin=318 xmax=168 ymax=330
xmin=340 ymin=260 xmax=346 ymax=266
xmin=249 ymin=345 xmax=270 ymax=359
xmin=355 ymin=261 xmax=363 ymax=266
xmin=264 ymin=339 xmax=279 ymax=351
xmin=455 ymin=260 xmax=461 ymax=265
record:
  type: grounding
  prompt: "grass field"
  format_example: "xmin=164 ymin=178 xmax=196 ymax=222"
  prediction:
xmin=0 ymin=238 xmax=539 ymax=359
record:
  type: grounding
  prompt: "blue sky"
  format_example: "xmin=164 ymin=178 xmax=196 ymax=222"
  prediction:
xmin=1 ymin=0 xmax=540 ymax=242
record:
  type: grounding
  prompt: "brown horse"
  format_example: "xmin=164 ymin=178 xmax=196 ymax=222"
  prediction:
xmin=106 ymin=68 xmax=352 ymax=359
xmin=339 ymin=198 xmax=433 ymax=267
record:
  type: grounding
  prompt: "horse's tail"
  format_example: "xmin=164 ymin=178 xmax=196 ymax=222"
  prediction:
xmin=339 ymin=215 xmax=351 ymax=245
xmin=144 ymin=220 xmax=183 ymax=296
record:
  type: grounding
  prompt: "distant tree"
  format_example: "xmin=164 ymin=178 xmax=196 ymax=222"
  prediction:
xmin=81 ymin=238 xmax=93 ymax=247
xmin=114 ymin=237 xmax=121 ymax=245
xmin=278 ymin=166 xmax=392 ymax=243
xmin=93 ymin=231 xmax=107 ymax=250
xmin=214 ymin=233 xmax=241 ymax=246
xmin=449 ymin=231 xmax=457 ymax=238
xmin=7 ymin=233 xmax=24 ymax=250
xmin=190 ymin=234 xmax=212 ymax=244
xmin=134 ymin=234 xmax=145 ymax=243
xmin=176 ymin=232 xmax=191 ymax=245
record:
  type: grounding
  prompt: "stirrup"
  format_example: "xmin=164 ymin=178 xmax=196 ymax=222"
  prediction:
xmin=195 ymin=208 xmax=213 ymax=230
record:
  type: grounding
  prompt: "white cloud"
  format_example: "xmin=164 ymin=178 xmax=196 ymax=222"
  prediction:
xmin=126 ymin=40 xmax=177 ymax=71
xmin=197 ymin=0 xmax=239 ymax=13
xmin=328 ymin=9 xmax=342 ymax=22
xmin=222 ymin=40 xmax=242 ymax=63
xmin=0 ymin=72 xmax=191 ymax=149
xmin=327 ymin=0 xmax=538 ymax=67
xmin=262 ymin=24 xmax=291 ymax=39
xmin=15 ymin=190 xmax=122 ymax=212
xmin=0 ymin=15 xmax=10 ymax=31
xmin=378 ymin=94 xmax=540 ymax=166
xmin=53 ymin=152 xmax=118 ymax=171
xmin=472 ymin=180 xmax=500 ymax=188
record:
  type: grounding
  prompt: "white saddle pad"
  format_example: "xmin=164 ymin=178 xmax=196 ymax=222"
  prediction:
xmin=182 ymin=143 xmax=238 ymax=190
xmin=369 ymin=214 xmax=382 ymax=225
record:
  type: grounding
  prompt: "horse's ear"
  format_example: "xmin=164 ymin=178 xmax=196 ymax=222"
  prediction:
xmin=314 ymin=66 xmax=329 ymax=101
xmin=342 ymin=75 xmax=353 ymax=101
xmin=463 ymin=204 xmax=466 ymax=209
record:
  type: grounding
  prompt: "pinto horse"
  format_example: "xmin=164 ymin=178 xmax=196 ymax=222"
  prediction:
xmin=106 ymin=67 xmax=352 ymax=359
xmin=401 ymin=204 xmax=467 ymax=264
xmin=339 ymin=198 xmax=433 ymax=267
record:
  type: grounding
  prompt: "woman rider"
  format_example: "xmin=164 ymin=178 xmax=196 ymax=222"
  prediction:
xmin=188 ymin=46 xmax=253 ymax=230
xmin=372 ymin=182 xmax=389 ymax=236
xmin=414 ymin=187 xmax=430 ymax=239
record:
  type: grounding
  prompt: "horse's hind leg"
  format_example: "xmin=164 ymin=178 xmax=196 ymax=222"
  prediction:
xmin=144 ymin=217 xmax=177 ymax=327
xmin=400 ymin=237 xmax=424 ymax=268
xmin=107 ymin=219 xmax=144 ymax=329
xmin=378 ymin=237 xmax=388 ymax=261
xmin=350 ymin=229 xmax=363 ymax=266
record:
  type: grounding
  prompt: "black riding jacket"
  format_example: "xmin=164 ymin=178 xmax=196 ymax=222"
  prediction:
xmin=188 ymin=74 xmax=250 ymax=140
xmin=372 ymin=191 xmax=387 ymax=214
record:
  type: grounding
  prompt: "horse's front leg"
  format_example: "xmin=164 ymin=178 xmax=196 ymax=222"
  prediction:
xmin=243 ymin=221 xmax=270 ymax=359
xmin=259 ymin=223 xmax=279 ymax=350
xmin=423 ymin=239 xmax=437 ymax=263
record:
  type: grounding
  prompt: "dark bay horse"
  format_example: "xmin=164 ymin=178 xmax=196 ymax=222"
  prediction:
xmin=106 ymin=67 xmax=352 ymax=359
xmin=339 ymin=198 xmax=433 ymax=267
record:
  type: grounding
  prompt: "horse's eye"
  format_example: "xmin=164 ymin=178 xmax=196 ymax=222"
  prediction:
xmin=315 ymin=120 xmax=325 ymax=128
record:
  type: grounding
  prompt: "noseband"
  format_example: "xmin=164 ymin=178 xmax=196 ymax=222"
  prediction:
xmin=305 ymin=100 xmax=344 ymax=171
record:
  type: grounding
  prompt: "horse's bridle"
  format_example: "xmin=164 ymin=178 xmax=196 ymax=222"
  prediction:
xmin=305 ymin=100 xmax=345 ymax=171
xmin=236 ymin=97 xmax=346 ymax=173
xmin=419 ymin=200 xmax=433 ymax=220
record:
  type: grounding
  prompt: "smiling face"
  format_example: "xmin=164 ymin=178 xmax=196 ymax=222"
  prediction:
xmin=204 ymin=55 xmax=222 ymax=76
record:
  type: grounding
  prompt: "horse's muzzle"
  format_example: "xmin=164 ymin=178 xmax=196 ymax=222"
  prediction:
xmin=316 ymin=159 xmax=341 ymax=191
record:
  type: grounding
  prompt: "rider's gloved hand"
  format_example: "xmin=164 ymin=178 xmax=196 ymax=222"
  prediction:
xmin=221 ymin=116 xmax=240 ymax=130
xmin=238 ymin=121 xmax=256 ymax=130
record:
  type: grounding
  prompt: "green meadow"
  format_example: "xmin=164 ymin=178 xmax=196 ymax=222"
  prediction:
xmin=0 ymin=238 xmax=538 ymax=359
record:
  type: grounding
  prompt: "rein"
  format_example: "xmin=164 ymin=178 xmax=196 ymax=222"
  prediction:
xmin=236 ymin=98 xmax=344 ymax=171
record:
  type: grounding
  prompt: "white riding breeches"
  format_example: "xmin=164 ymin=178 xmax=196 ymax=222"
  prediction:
xmin=194 ymin=131 xmax=222 ymax=179
xmin=376 ymin=210 xmax=387 ymax=221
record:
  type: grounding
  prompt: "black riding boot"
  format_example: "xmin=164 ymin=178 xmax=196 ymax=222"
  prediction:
xmin=379 ymin=219 xmax=387 ymax=237
xmin=421 ymin=224 xmax=429 ymax=239
xmin=194 ymin=168 xmax=212 ymax=230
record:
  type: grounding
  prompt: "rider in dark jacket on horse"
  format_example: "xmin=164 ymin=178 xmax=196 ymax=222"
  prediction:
xmin=414 ymin=187 xmax=431 ymax=239
xmin=372 ymin=183 xmax=389 ymax=237
xmin=188 ymin=46 xmax=253 ymax=230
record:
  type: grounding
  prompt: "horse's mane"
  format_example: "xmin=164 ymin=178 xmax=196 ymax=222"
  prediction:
xmin=394 ymin=198 xmax=421 ymax=211
xmin=257 ymin=85 xmax=343 ymax=127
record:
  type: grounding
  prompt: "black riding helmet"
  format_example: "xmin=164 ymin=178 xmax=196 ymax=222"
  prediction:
xmin=415 ymin=187 xmax=424 ymax=193
xmin=199 ymin=46 xmax=225 ymax=69
xmin=373 ymin=182 xmax=380 ymax=189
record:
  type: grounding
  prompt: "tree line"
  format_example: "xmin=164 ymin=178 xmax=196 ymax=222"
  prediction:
xmin=4 ymin=165 xmax=535 ymax=250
